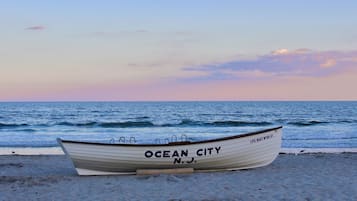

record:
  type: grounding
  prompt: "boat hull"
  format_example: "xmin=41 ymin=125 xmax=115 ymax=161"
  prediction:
xmin=58 ymin=127 xmax=282 ymax=175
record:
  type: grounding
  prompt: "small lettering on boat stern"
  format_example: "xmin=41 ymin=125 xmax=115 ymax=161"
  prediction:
xmin=250 ymin=134 xmax=274 ymax=144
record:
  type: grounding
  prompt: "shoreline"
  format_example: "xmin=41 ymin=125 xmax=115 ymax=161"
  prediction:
xmin=0 ymin=147 xmax=356 ymax=155
xmin=1 ymin=153 xmax=356 ymax=200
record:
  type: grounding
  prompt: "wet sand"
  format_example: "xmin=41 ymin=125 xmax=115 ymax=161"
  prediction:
xmin=0 ymin=153 xmax=356 ymax=201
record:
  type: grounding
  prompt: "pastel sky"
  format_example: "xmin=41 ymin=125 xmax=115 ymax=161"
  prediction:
xmin=1 ymin=1 xmax=357 ymax=101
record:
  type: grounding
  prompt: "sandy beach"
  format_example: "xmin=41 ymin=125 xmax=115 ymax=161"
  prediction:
xmin=0 ymin=153 xmax=356 ymax=201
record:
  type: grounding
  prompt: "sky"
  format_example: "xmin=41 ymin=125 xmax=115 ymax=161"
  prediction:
xmin=1 ymin=1 xmax=357 ymax=101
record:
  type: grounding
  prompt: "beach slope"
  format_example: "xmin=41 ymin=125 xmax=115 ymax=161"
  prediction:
xmin=0 ymin=153 xmax=356 ymax=201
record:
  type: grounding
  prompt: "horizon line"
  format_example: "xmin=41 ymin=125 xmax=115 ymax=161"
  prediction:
xmin=1 ymin=100 xmax=357 ymax=103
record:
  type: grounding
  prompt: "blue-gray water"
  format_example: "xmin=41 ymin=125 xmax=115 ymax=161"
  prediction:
xmin=0 ymin=101 xmax=356 ymax=148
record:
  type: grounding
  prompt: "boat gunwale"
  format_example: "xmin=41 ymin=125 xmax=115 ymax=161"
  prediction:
xmin=58 ymin=126 xmax=282 ymax=147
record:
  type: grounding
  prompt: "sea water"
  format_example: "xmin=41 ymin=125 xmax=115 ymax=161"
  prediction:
xmin=0 ymin=101 xmax=356 ymax=149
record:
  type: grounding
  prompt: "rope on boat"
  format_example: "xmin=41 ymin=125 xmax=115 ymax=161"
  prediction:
xmin=109 ymin=134 xmax=189 ymax=144
xmin=109 ymin=138 xmax=115 ymax=144
xmin=129 ymin=136 xmax=136 ymax=144
xmin=154 ymin=134 xmax=189 ymax=144
xmin=118 ymin=137 xmax=126 ymax=143
xmin=180 ymin=134 xmax=188 ymax=142
xmin=109 ymin=136 xmax=137 ymax=144
xmin=171 ymin=135 xmax=177 ymax=142
xmin=155 ymin=138 xmax=161 ymax=144
xmin=164 ymin=138 xmax=170 ymax=144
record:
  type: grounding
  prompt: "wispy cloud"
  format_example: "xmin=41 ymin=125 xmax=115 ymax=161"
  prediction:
xmin=183 ymin=49 xmax=357 ymax=81
xmin=25 ymin=26 xmax=46 ymax=31
xmin=89 ymin=29 xmax=150 ymax=37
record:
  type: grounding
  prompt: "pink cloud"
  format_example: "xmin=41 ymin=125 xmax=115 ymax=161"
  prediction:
xmin=25 ymin=26 xmax=46 ymax=31
xmin=2 ymin=47 xmax=356 ymax=101
xmin=184 ymin=49 xmax=357 ymax=81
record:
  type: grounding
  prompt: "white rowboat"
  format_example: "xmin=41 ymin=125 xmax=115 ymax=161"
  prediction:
xmin=57 ymin=126 xmax=282 ymax=175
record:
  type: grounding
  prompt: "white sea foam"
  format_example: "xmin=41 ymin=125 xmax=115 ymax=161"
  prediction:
xmin=280 ymin=148 xmax=357 ymax=154
xmin=0 ymin=147 xmax=64 ymax=155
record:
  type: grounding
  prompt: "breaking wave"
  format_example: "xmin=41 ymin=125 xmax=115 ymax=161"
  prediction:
xmin=2 ymin=119 xmax=356 ymax=130
xmin=0 ymin=123 xmax=29 ymax=128
xmin=208 ymin=121 xmax=272 ymax=127
xmin=287 ymin=121 xmax=329 ymax=126
xmin=57 ymin=121 xmax=155 ymax=128
xmin=56 ymin=120 xmax=273 ymax=128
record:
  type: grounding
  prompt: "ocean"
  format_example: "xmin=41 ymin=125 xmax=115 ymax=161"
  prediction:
xmin=0 ymin=101 xmax=356 ymax=149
